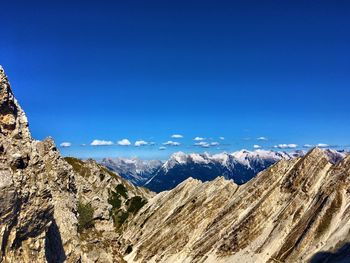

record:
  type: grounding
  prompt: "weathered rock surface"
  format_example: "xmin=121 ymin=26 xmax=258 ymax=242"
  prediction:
xmin=0 ymin=65 xmax=80 ymax=262
xmin=121 ymin=148 xmax=350 ymax=263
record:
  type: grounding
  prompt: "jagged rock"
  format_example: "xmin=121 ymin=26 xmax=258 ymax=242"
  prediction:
xmin=0 ymin=66 xmax=82 ymax=262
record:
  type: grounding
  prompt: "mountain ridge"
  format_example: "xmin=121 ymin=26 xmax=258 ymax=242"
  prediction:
xmin=119 ymin=147 xmax=350 ymax=262
xmin=102 ymin=149 xmax=347 ymax=192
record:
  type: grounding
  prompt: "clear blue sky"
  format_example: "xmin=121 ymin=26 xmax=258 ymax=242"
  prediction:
xmin=1 ymin=0 xmax=350 ymax=159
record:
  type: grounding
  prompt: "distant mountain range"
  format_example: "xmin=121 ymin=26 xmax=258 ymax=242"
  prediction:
xmin=101 ymin=149 xmax=347 ymax=192
xmin=101 ymin=157 xmax=162 ymax=185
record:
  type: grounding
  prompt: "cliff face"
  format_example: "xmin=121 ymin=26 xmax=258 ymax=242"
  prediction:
xmin=0 ymin=65 xmax=80 ymax=262
xmin=0 ymin=66 xmax=152 ymax=263
xmin=121 ymin=149 xmax=350 ymax=263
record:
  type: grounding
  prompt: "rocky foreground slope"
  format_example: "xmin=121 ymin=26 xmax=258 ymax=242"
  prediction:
xmin=120 ymin=148 xmax=350 ymax=263
xmin=1 ymin=66 xmax=350 ymax=263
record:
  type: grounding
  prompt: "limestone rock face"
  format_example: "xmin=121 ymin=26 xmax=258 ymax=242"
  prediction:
xmin=0 ymin=66 xmax=154 ymax=262
xmin=121 ymin=148 xmax=350 ymax=263
xmin=0 ymin=66 xmax=81 ymax=262
xmin=0 ymin=66 xmax=154 ymax=263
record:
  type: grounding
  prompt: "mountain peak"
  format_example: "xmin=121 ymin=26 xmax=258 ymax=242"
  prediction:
xmin=0 ymin=65 xmax=5 ymax=78
xmin=305 ymin=147 xmax=328 ymax=160
xmin=0 ymin=66 xmax=31 ymax=140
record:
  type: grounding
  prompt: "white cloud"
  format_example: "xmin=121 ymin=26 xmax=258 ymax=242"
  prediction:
xmin=163 ymin=141 xmax=181 ymax=146
xmin=193 ymin=141 xmax=219 ymax=147
xmin=194 ymin=137 xmax=205 ymax=141
xmin=135 ymin=140 xmax=148 ymax=147
xmin=195 ymin=141 xmax=210 ymax=148
xmin=159 ymin=146 xmax=166 ymax=150
xmin=60 ymin=142 xmax=72 ymax=147
xmin=91 ymin=139 xmax=114 ymax=146
xmin=253 ymin=144 xmax=262 ymax=149
xmin=117 ymin=139 xmax=131 ymax=146
xmin=303 ymin=144 xmax=313 ymax=148
xmin=171 ymin=134 xmax=183 ymax=139
xmin=274 ymin=144 xmax=298 ymax=149
xmin=317 ymin=143 xmax=329 ymax=148
xmin=219 ymin=137 xmax=225 ymax=140
xmin=257 ymin=136 xmax=268 ymax=141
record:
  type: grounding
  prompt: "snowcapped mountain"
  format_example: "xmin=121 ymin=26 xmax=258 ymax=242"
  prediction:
xmin=323 ymin=148 xmax=348 ymax=164
xmin=101 ymin=157 xmax=163 ymax=185
xmin=144 ymin=150 xmax=304 ymax=192
xmin=101 ymin=149 xmax=347 ymax=192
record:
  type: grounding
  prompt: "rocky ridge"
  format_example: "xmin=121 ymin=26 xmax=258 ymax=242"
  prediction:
xmin=143 ymin=150 xmax=304 ymax=192
xmin=103 ymin=149 xmax=346 ymax=193
xmin=120 ymin=148 xmax=350 ymax=263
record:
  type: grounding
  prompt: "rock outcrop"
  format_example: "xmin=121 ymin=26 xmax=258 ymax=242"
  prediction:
xmin=0 ymin=65 xmax=80 ymax=262
xmin=0 ymin=66 xmax=152 ymax=263
xmin=0 ymin=65 xmax=84 ymax=262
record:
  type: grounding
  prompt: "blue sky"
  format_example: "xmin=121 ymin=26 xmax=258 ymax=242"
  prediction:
xmin=1 ymin=0 xmax=350 ymax=159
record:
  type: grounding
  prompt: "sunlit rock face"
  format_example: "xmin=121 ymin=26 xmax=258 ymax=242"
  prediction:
xmin=0 ymin=66 xmax=82 ymax=262
xmin=120 ymin=148 xmax=350 ymax=263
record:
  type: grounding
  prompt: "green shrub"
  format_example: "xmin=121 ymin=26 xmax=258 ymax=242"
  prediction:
xmin=100 ymin=166 xmax=119 ymax=178
xmin=77 ymin=201 xmax=94 ymax=233
xmin=115 ymin=184 xmax=128 ymax=199
xmin=65 ymin=157 xmax=91 ymax=177
xmin=108 ymin=191 xmax=122 ymax=210
xmin=126 ymin=196 xmax=147 ymax=214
